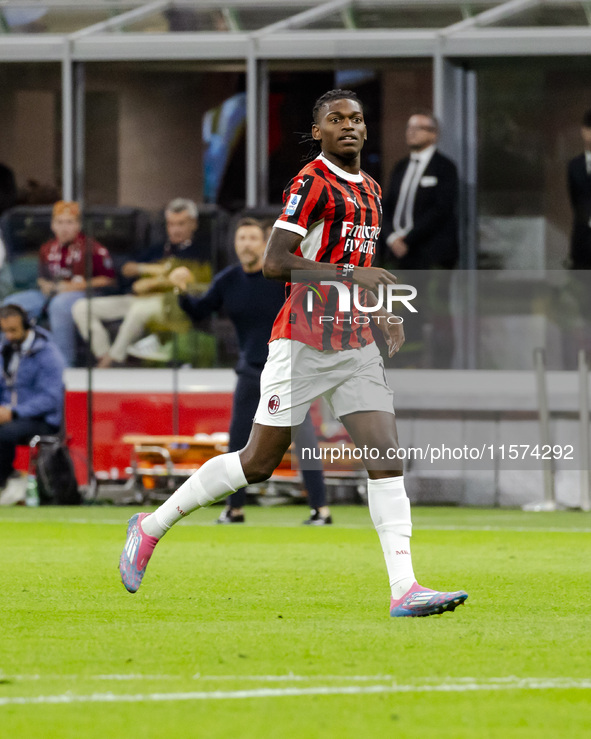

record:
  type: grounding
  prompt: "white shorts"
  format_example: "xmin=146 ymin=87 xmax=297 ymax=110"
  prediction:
xmin=254 ymin=338 xmax=395 ymax=428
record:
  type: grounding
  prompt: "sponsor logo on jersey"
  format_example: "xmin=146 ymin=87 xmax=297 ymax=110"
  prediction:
xmin=268 ymin=395 xmax=280 ymax=414
xmin=340 ymin=221 xmax=381 ymax=255
xmin=296 ymin=178 xmax=309 ymax=187
xmin=285 ymin=193 xmax=302 ymax=216
xmin=347 ymin=196 xmax=359 ymax=209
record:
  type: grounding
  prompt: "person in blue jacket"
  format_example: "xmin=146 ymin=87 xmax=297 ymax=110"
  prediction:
xmin=0 ymin=304 xmax=65 ymax=489
xmin=169 ymin=218 xmax=331 ymax=525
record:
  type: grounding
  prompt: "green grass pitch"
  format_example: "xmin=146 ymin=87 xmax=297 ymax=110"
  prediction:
xmin=0 ymin=505 xmax=590 ymax=738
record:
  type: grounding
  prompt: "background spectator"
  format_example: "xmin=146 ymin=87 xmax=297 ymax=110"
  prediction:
xmin=567 ymin=108 xmax=591 ymax=269
xmin=72 ymin=198 xmax=211 ymax=368
xmin=2 ymin=201 xmax=115 ymax=366
xmin=0 ymin=304 xmax=65 ymax=497
xmin=382 ymin=112 xmax=459 ymax=270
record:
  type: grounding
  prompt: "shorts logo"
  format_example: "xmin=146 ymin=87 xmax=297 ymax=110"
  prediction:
xmin=285 ymin=194 xmax=301 ymax=216
xmin=268 ymin=395 xmax=280 ymax=414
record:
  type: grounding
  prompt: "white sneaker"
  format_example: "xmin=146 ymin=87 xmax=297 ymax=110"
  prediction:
xmin=0 ymin=475 xmax=27 ymax=506
xmin=126 ymin=334 xmax=172 ymax=362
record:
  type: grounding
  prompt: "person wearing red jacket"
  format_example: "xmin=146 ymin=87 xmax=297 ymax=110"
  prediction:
xmin=3 ymin=200 xmax=115 ymax=366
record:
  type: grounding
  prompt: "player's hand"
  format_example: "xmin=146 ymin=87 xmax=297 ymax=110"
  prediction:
xmin=378 ymin=314 xmax=405 ymax=357
xmin=0 ymin=406 xmax=12 ymax=424
xmin=168 ymin=267 xmax=194 ymax=292
xmin=353 ymin=266 xmax=397 ymax=294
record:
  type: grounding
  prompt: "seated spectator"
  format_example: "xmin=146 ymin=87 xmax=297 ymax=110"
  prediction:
xmin=0 ymin=304 xmax=65 ymax=494
xmin=72 ymin=198 xmax=211 ymax=368
xmin=2 ymin=201 xmax=115 ymax=366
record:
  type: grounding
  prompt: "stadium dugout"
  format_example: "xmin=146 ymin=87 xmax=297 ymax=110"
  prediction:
xmin=2 ymin=0 xmax=591 ymax=509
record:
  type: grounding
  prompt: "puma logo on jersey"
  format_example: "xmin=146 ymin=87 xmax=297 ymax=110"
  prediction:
xmin=347 ymin=196 xmax=359 ymax=209
xmin=296 ymin=178 xmax=309 ymax=187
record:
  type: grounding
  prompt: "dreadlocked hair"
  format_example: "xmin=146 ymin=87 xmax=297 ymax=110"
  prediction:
xmin=312 ymin=89 xmax=364 ymax=124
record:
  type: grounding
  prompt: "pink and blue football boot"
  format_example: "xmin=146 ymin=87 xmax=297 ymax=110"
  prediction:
xmin=390 ymin=582 xmax=468 ymax=617
xmin=119 ymin=513 xmax=159 ymax=593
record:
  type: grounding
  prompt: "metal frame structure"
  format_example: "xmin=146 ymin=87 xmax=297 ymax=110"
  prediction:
xmin=1 ymin=0 xmax=591 ymax=203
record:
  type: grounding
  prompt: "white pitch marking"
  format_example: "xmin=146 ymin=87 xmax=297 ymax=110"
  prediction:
xmin=1 ymin=517 xmax=590 ymax=534
xmin=1 ymin=678 xmax=591 ymax=706
xmin=192 ymin=674 xmax=396 ymax=682
xmin=0 ymin=674 xmax=397 ymax=683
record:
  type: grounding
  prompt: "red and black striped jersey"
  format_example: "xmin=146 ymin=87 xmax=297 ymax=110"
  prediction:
xmin=270 ymin=153 xmax=382 ymax=351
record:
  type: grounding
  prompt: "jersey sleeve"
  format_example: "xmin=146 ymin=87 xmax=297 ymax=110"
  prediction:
xmin=274 ymin=170 xmax=328 ymax=238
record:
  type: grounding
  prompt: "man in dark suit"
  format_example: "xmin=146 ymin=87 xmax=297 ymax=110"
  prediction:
xmin=382 ymin=112 xmax=459 ymax=270
xmin=567 ymin=108 xmax=591 ymax=269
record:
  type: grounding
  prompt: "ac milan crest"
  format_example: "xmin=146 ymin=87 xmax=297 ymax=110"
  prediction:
xmin=268 ymin=395 xmax=280 ymax=414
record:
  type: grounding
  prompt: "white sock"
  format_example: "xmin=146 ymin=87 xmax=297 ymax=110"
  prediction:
xmin=141 ymin=452 xmax=248 ymax=539
xmin=367 ymin=476 xmax=416 ymax=600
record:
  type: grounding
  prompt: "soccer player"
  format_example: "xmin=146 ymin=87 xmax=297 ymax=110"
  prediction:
xmin=119 ymin=89 xmax=468 ymax=617
xmin=169 ymin=217 xmax=331 ymax=525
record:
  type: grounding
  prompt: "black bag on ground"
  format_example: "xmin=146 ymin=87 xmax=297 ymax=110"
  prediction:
xmin=33 ymin=436 xmax=81 ymax=505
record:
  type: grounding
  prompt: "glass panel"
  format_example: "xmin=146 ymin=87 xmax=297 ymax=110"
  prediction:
xmin=267 ymin=61 xmax=432 ymax=204
xmin=352 ymin=3 xmax=465 ymax=29
xmin=299 ymin=11 xmax=347 ymax=30
xmin=477 ymin=58 xmax=591 ymax=273
xmin=494 ymin=3 xmax=588 ymax=27
xmin=0 ymin=6 xmax=133 ymax=34
xmin=300 ymin=3 xmax=498 ymax=31
xmin=0 ymin=63 xmax=62 ymax=217
xmin=235 ymin=5 xmax=312 ymax=31
xmin=122 ymin=8 xmax=228 ymax=33
xmin=74 ymin=62 xmax=247 ymax=378
xmin=118 ymin=4 xmax=316 ymax=33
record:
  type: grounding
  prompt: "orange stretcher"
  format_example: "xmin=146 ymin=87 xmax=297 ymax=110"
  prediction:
xmin=122 ymin=433 xmax=366 ymax=502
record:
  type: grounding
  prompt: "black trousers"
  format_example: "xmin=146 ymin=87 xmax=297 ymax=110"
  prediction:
xmin=226 ymin=370 xmax=326 ymax=510
xmin=0 ymin=418 xmax=58 ymax=485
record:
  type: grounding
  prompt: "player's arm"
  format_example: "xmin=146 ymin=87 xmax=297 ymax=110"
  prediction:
xmin=263 ymin=227 xmax=397 ymax=295
xmin=170 ymin=266 xmax=223 ymax=322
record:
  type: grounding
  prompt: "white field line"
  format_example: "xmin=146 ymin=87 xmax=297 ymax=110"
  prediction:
xmin=0 ymin=517 xmax=590 ymax=534
xmin=1 ymin=674 xmax=398 ymax=683
xmin=1 ymin=677 xmax=591 ymax=706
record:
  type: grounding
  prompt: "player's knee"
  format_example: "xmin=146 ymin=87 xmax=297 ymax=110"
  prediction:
xmin=239 ymin=452 xmax=276 ymax=484
xmin=243 ymin=462 xmax=274 ymax=485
